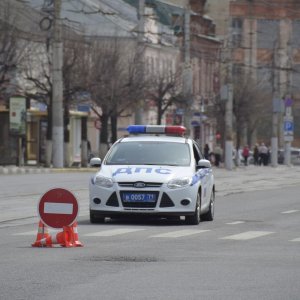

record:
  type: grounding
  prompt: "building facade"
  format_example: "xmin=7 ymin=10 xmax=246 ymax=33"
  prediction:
xmin=230 ymin=0 xmax=300 ymax=147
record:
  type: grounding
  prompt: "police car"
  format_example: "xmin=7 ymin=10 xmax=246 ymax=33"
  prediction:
xmin=89 ymin=125 xmax=215 ymax=225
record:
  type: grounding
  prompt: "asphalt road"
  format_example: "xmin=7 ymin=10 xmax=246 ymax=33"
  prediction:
xmin=0 ymin=170 xmax=299 ymax=300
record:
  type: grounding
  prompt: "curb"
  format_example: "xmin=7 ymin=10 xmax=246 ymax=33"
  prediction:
xmin=0 ymin=166 xmax=96 ymax=175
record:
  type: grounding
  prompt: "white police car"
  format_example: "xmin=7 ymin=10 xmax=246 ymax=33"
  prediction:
xmin=89 ymin=125 xmax=215 ymax=225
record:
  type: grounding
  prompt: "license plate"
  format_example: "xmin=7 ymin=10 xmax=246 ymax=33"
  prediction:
xmin=122 ymin=192 xmax=157 ymax=203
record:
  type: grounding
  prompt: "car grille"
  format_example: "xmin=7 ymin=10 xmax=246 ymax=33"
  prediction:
xmin=159 ymin=193 xmax=175 ymax=207
xmin=106 ymin=192 xmax=119 ymax=207
xmin=118 ymin=182 xmax=163 ymax=188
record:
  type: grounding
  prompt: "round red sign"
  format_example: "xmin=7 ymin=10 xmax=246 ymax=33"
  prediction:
xmin=38 ymin=188 xmax=78 ymax=229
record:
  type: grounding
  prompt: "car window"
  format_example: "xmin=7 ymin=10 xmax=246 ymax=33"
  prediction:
xmin=192 ymin=142 xmax=203 ymax=163
xmin=105 ymin=141 xmax=191 ymax=166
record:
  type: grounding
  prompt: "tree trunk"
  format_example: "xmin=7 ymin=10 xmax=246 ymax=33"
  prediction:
xmin=99 ymin=113 xmax=109 ymax=159
xmin=111 ymin=114 xmax=117 ymax=143
xmin=81 ymin=116 xmax=88 ymax=167
xmin=45 ymin=104 xmax=52 ymax=167
xmin=64 ymin=105 xmax=70 ymax=167
xmin=157 ymin=98 xmax=163 ymax=125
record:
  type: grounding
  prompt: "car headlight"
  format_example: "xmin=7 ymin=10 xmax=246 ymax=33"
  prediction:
xmin=93 ymin=175 xmax=114 ymax=188
xmin=167 ymin=177 xmax=192 ymax=189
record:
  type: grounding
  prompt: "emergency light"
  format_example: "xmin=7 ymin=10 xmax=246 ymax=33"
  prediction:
xmin=127 ymin=125 xmax=186 ymax=136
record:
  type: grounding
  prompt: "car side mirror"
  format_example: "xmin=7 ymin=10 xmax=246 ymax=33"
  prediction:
xmin=197 ymin=159 xmax=211 ymax=169
xmin=90 ymin=157 xmax=102 ymax=167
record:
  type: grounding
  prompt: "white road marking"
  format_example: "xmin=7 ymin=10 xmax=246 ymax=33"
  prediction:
xmin=84 ymin=228 xmax=145 ymax=237
xmin=13 ymin=229 xmax=56 ymax=236
xmin=281 ymin=210 xmax=299 ymax=214
xmin=226 ymin=221 xmax=245 ymax=225
xmin=151 ymin=229 xmax=210 ymax=238
xmin=221 ymin=231 xmax=274 ymax=240
xmin=290 ymin=237 xmax=300 ymax=242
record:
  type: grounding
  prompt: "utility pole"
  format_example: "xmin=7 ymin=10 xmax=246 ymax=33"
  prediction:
xmin=134 ymin=0 xmax=145 ymax=125
xmin=183 ymin=5 xmax=193 ymax=136
xmin=224 ymin=20 xmax=233 ymax=170
xmin=52 ymin=0 xmax=64 ymax=167
xmin=271 ymin=43 xmax=279 ymax=168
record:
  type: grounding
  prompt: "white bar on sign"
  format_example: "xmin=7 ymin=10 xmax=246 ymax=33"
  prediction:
xmin=44 ymin=202 xmax=73 ymax=214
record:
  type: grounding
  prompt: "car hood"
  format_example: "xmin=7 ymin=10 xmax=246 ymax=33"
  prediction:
xmin=95 ymin=165 xmax=193 ymax=183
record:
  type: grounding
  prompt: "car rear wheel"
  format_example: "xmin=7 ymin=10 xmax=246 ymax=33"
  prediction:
xmin=185 ymin=192 xmax=201 ymax=225
xmin=90 ymin=211 xmax=105 ymax=224
xmin=201 ymin=189 xmax=215 ymax=221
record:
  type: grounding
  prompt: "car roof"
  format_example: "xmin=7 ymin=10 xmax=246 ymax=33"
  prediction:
xmin=118 ymin=135 xmax=190 ymax=144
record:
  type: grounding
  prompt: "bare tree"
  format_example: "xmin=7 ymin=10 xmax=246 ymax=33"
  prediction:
xmin=146 ymin=63 xmax=183 ymax=125
xmin=209 ymin=69 xmax=270 ymax=153
xmin=88 ymin=38 xmax=144 ymax=156
xmin=0 ymin=2 xmax=29 ymax=101
xmin=233 ymin=72 xmax=270 ymax=151
xmin=22 ymin=33 xmax=90 ymax=165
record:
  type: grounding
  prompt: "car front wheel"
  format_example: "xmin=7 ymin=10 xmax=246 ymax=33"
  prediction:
xmin=185 ymin=193 xmax=201 ymax=225
xmin=201 ymin=189 xmax=215 ymax=221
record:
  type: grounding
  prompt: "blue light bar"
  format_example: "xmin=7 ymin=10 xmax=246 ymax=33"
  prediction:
xmin=127 ymin=125 xmax=146 ymax=134
xmin=127 ymin=125 xmax=186 ymax=136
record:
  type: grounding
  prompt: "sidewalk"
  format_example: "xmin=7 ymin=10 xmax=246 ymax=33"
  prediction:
xmin=0 ymin=165 xmax=94 ymax=175
xmin=1 ymin=164 xmax=300 ymax=197
xmin=214 ymin=164 xmax=300 ymax=196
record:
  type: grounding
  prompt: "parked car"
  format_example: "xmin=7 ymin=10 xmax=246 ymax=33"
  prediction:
xmin=278 ymin=148 xmax=300 ymax=165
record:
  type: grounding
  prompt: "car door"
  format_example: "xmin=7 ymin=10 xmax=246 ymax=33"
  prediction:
xmin=192 ymin=142 xmax=210 ymax=206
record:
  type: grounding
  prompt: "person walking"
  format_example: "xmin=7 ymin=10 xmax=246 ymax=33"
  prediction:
xmin=204 ymin=144 xmax=210 ymax=160
xmin=259 ymin=142 xmax=268 ymax=166
xmin=214 ymin=144 xmax=223 ymax=167
xmin=242 ymin=145 xmax=250 ymax=166
xmin=253 ymin=144 xmax=259 ymax=165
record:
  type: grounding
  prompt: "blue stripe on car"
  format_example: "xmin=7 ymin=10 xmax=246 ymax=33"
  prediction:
xmin=191 ymin=169 xmax=210 ymax=186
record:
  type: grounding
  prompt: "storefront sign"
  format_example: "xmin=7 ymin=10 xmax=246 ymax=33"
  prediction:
xmin=9 ymin=96 xmax=26 ymax=135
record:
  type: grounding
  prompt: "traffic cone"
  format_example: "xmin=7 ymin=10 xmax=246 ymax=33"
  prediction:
xmin=32 ymin=220 xmax=50 ymax=247
xmin=71 ymin=222 xmax=83 ymax=247
xmin=32 ymin=231 xmax=67 ymax=247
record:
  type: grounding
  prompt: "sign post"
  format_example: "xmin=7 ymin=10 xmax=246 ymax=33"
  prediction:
xmin=9 ymin=96 xmax=26 ymax=166
xmin=32 ymin=188 xmax=83 ymax=247
xmin=38 ymin=188 xmax=78 ymax=229
xmin=283 ymin=98 xmax=293 ymax=166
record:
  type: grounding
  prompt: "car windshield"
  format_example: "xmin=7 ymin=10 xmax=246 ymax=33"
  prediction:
xmin=105 ymin=141 xmax=191 ymax=166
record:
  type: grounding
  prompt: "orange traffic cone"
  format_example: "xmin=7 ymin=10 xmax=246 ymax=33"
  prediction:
xmin=32 ymin=231 xmax=67 ymax=247
xmin=32 ymin=220 xmax=50 ymax=247
xmin=71 ymin=222 xmax=83 ymax=247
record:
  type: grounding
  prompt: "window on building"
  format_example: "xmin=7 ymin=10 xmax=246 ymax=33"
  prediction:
xmin=231 ymin=18 xmax=243 ymax=48
xmin=292 ymin=64 xmax=300 ymax=93
xmin=232 ymin=64 xmax=243 ymax=78
xmin=257 ymin=20 xmax=279 ymax=49
xmin=257 ymin=65 xmax=272 ymax=92
xmin=292 ymin=20 xmax=300 ymax=48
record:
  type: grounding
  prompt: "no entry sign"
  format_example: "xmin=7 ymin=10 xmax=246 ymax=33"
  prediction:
xmin=38 ymin=188 xmax=79 ymax=229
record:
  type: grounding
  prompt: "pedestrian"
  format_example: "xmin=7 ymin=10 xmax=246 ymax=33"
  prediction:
xmin=259 ymin=142 xmax=268 ymax=166
xmin=242 ymin=145 xmax=250 ymax=166
xmin=214 ymin=144 xmax=223 ymax=167
xmin=253 ymin=144 xmax=259 ymax=165
xmin=204 ymin=143 xmax=210 ymax=160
